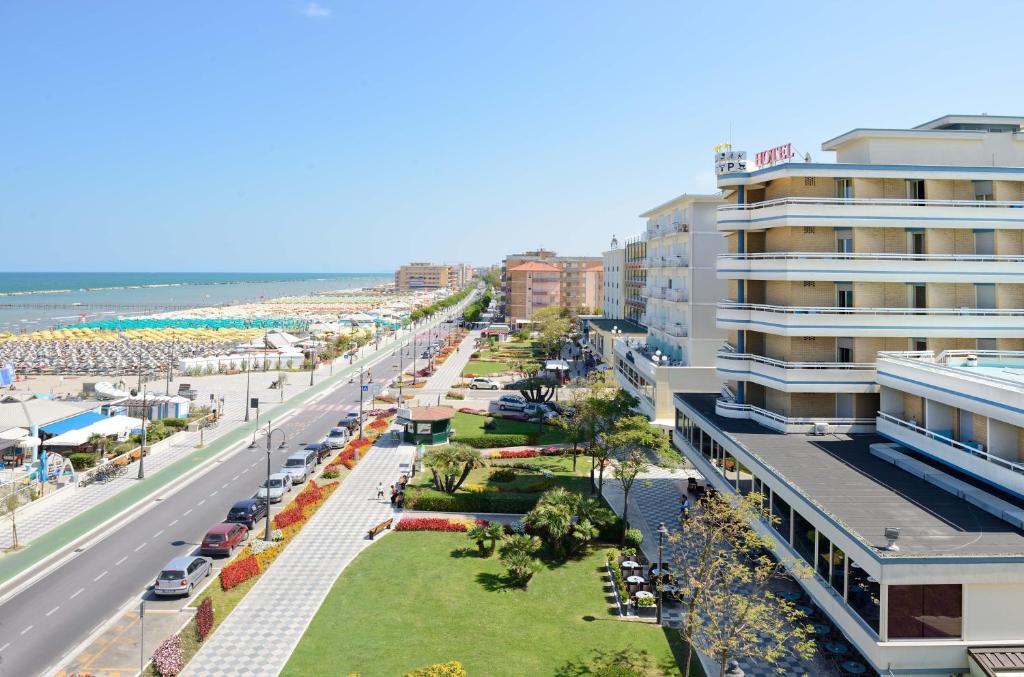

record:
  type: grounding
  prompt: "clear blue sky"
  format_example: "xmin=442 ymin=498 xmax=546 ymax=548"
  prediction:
xmin=2 ymin=1 xmax=1021 ymax=273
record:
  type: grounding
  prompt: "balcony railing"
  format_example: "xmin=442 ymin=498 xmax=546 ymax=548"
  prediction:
xmin=616 ymin=337 xmax=685 ymax=367
xmin=717 ymin=351 xmax=874 ymax=371
xmin=718 ymin=301 xmax=1024 ymax=318
xmin=715 ymin=398 xmax=873 ymax=428
xmin=877 ymin=411 xmax=1024 ymax=476
xmin=718 ymin=197 xmax=1024 ymax=212
xmin=664 ymin=288 xmax=688 ymax=302
xmin=645 ymin=255 xmax=690 ymax=268
xmin=647 ymin=222 xmax=689 ymax=236
xmin=878 ymin=350 xmax=1024 ymax=394
xmin=720 ymin=252 xmax=1024 ymax=263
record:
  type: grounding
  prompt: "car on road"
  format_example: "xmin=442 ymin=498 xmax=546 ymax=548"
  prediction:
xmin=226 ymin=498 xmax=268 ymax=530
xmin=524 ymin=403 xmax=558 ymax=422
xmin=324 ymin=426 xmax=350 ymax=449
xmin=495 ymin=394 xmax=528 ymax=411
xmin=340 ymin=412 xmax=364 ymax=431
xmin=256 ymin=472 xmax=292 ymax=503
xmin=468 ymin=377 xmax=500 ymax=390
xmin=304 ymin=441 xmax=331 ymax=464
xmin=154 ymin=555 xmax=211 ymax=597
xmin=200 ymin=522 xmax=249 ymax=557
xmin=280 ymin=450 xmax=316 ymax=483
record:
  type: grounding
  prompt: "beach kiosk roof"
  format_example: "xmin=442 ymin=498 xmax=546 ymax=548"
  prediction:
xmin=397 ymin=406 xmax=456 ymax=445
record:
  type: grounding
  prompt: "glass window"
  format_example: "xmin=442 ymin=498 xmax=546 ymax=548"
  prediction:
xmin=738 ymin=463 xmax=753 ymax=496
xmin=834 ymin=178 xmax=853 ymax=200
xmin=816 ymin=532 xmax=833 ymax=583
xmin=771 ymin=493 xmax=792 ymax=544
xmin=793 ymin=511 xmax=815 ymax=565
xmin=830 ymin=545 xmax=846 ymax=598
xmin=888 ymin=585 xmax=962 ymax=639
xmin=847 ymin=559 xmax=880 ymax=634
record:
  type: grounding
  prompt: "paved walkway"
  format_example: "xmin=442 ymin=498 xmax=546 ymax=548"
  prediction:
xmin=182 ymin=432 xmax=414 ymax=677
xmin=416 ymin=329 xmax=480 ymax=402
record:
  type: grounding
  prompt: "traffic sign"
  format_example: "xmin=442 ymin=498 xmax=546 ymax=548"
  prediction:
xmin=361 ymin=385 xmax=369 ymax=392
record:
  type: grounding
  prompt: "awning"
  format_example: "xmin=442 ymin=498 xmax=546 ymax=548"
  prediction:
xmin=0 ymin=427 xmax=29 ymax=441
xmin=40 ymin=411 xmax=107 ymax=436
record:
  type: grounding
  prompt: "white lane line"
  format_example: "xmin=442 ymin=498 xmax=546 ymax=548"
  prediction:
xmin=183 ymin=509 xmax=193 ymax=516
xmin=168 ymin=519 xmax=178 ymax=527
xmin=70 ymin=588 xmax=84 ymax=600
xmin=198 ymin=498 xmax=206 ymax=505
xmin=250 ymin=461 xmax=259 ymax=468
xmin=115 ymin=556 xmax=127 ymax=566
xmin=93 ymin=571 xmax=108 ymax=582
xmin=45 ymin=606 xmax=59 ymax=617
xmin=221 ymin=482 xmax=229 ymax=489
xmin=209 ymin=491 xmax=218 ymax=497
xmin=231 ymin=475 xmax=239 ymax=481
xmin=241 ymin=468 xmax=249 ymax=473
xmin=153 ymin=529 xmax=164 ymax=539
xmin=20 ymin=625 xmax=32 ymax=636
xmin=0 ymin=642 xmax=9 ymax=652
xmin=134 ymin=543 xmax=146 ymax=552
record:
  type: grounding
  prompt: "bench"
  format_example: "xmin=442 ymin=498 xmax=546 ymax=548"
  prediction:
xmin=366 ymin=518 xmax=393 ymax=540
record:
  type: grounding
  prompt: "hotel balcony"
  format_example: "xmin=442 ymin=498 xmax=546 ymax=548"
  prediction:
xmin=716 ymin=197 xmax=1024 ymax=231
xmin=646 ymin=221 xmax=689 ymax=238
xmin=614 ymin=338 xmax=718 ymax=425
xmin=714 ymin=389 xmax=875 ymax=434
xmin=715 ymin=348 xmax=877 ymax=393
xmin=643 ymin=286 xmax=688 ymax=303
xmin=718 ymin=252 xmax=1024 ymax=283
xmin=717 ymin=302 xmax=1024 ymax=337
xmin=644 ymin=254 xmax=690 ymax=269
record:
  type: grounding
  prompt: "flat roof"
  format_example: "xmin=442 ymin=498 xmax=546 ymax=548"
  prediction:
xmin=638 ymin=192 xmax=723 ymax=218
xmin=585 ymin=318 xmax=646 ymax=334
xmin=678 ymin=394 xmax=1024 ymax=559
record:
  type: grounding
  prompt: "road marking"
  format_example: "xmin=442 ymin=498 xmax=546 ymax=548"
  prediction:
xmin=134 ymin=543 xmax=146 ymax=552
xmin=169 ymin=519 xmax=178 ymax=527
xmin=94 ymin=571 xmax=107 ymax=582
xmin=0 ymin=642 xmax=9 ymax=652
xmin=183 ymin=508 xmax=193 ymax=516
xmin=197 ymin=499 xmax=206 ymax=505
xmin=241 ymin=468 xmax=249 ymax=473
xmin=153 ymin=529 xmax=164 ymax=538
xmin=45 ymin=606 xmax=59 ymax=617
xmin=115 ymin=556 xmax=127 ymax=566
xmin=231 ymin=475 xmax=239 ymax=481
xmin=250 ymin=461 xmax=258 ymax=468
xmin=209 ymin=491 xmax=218 ymax=497
xmin=20 ymin=625 xmax=32 ymax=636
xmin=70 ymin=588 xmax=84 ymax=600
xmin=221 ymin=482 xmax=230 ymax=489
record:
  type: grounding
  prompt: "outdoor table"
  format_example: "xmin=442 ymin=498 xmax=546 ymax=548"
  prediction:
xmin=841 ymin=661 xmax=866 ymax=675
xmin=626 ymin=575 xmax=646 ymax=585
xmin=661 ymin=584 xmax=679 ymax=594
xmin=621 ymin=560 xmax=641 ymax=570
xmin=824 ymin=641 xmax=849 ymax=655
xmin=649 ymin=566 xmax=672 ymax=577
xmin=635 ymin=591 xmax=655 ymax=601
xmin=795 ymin=604 xmax=815 ymax=617
xmin=779 ymin=590 xmax=803 ymax=602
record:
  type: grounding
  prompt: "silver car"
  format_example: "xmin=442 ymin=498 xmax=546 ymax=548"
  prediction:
xmin=154 ymin=555 xmax=211 ymax=597
xmin=256 ymin=472 xmax=292 ymax=503
xmin=324 ymin=427 xmax=349 ymax=449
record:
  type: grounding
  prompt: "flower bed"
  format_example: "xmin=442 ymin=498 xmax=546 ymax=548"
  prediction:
xmin=220 ymin=555 xmax=260 ymax=591
xmin=395 ymin=517 xmax=469 ymax=532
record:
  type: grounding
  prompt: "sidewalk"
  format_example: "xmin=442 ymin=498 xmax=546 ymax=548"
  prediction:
xmin=416 ymin=330 xmax=480 ymax=402
xmin=181 ymin=432 xmax=414 ymax=676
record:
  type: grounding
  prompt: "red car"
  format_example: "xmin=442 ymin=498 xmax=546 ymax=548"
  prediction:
xmin=200 ymin=522 xmax=248 ymax=557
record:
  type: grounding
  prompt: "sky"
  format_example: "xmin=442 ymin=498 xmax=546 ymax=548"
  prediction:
xmin=2 ymin=1 xmax=1023 ymax=273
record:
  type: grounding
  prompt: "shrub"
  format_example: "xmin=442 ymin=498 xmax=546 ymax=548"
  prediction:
xmin=322 ymin=468 xmax=340 ymax=479
xmin=395 ymin=518 xmax=468 ymax=532
xmin=405 ymin=488 xmax=539 ymax=513
xmin=152 ymin=635 xmax=183 ymax=676
xmin=453 ymin=434 xmax=531 ymax=449
xmin=607 ymin=551 xmax=629 ymax=602
xmin=404 ymin=661 xmax=468 ymax=677
xmin=489 ymin=467 xmax=517 ymax=482
xmin=69 ymin=453 xmax=98 ymax=470
xmin=624 ymin=528 xmax=644 ymax=550
xmin=254 ymin=542 xmax=284 ymax=569
xmin=195 ymin=597 xmax=214 ymax=643
xmin=368 ymin=418 xmax=389 ymax=430
xmin=220 ymin=555 xmax=260 ymax=591
xmin=446 ymin=391 xmax=465 ymax=400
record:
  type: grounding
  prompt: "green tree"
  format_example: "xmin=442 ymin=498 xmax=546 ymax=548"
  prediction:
xmin=499 ymin=534 xmax=542 ymax=587
xmin=422 ymin=443 xmax=483 ymax=494
xmin=484 ymin=521 xmax=505 ymax=555
xmin=606 ymin=416 xmax=677 ymax=545
xmin=588 ymin=389 xmax=641 ymax=495
xmin=467 ymin=524 xmax=489 ymax=556
xmin=530 ymin=306 xmax=574 ymax=358
xmin=87 ymin=432 xmax=110 ymax=461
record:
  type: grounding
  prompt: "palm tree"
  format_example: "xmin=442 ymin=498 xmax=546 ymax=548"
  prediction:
xmin=524 ymin=487 xmax=575 ymax=552
xmin=499 ymin=534 xmax=542 ymax=586
xmin=484 ymin=522 xmax=505 ymax=555
xmin=87 ymin=433 xmax=110 ymax=462
xmin=422 ymin=443 xmax=483 ymax=494
xmin=467 ymin=524 xmax=488 ymax=556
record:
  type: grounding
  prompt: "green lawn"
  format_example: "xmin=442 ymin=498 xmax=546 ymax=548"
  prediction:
xmin=281 ymin=533 xmax=694 ymax=677
xmin=451 ymin=411 xmax=568 ymax=445
xmin=410 ymin=452 xmax=590 ymax=494
xmin=461 ymin=360 xmax=511 ymax=376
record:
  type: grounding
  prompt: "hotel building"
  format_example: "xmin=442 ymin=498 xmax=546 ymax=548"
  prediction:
xmin=674 ymin=115 xmax=1024 ymax=676
xmin=501 ymin=249 xmax=602 ymax=325
xmin=602 ymin=237 xmax=626 ymax=320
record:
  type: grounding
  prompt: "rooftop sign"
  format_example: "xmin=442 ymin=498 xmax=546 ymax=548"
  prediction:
xmin=714 ymin=144 xmax=747 ymax=175
xmin=754 ymin=142 xmax=794 ymax=168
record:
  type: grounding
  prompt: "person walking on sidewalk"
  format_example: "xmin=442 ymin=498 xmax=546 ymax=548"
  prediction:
xmin=376 ymin=482 xmax=385 ymax=501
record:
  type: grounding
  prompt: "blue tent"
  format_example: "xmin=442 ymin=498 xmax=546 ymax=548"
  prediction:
xmin=40 ymin=411 xmax=107 ymax=436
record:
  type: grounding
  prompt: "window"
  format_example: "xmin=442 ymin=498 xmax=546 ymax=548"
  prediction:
xmin=973 ymin=180 xmax=994 ymax=201
xmin=912 ymin=338 xmax=928 ymax=352
xmin=910 ymin=284 xmax=926 ymax=309
xmin=771 ymin=492 xmax=792 ymax=544
xmin=836 ymin=283 xmax=853 ymax=308
xmin=836 ymin=227 xmax=853 ymax=254
xmin=906 ymin=179 xmax=926 ymax=203
xmin=847 ymin=559 xmax=880 ymax=633
xmin=888 ymin=585 xmax=962 ymax=639
xmin=793 ymin=511 xmax=815 ymax=565
xmin=804 ymin=177 xmax=816 ymax=187
xmin=834 ymin=178 xmax=853 ymax=199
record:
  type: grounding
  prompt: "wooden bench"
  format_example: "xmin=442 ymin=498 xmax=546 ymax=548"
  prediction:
xmin=366 ymin=518 xmax=393 ymax=540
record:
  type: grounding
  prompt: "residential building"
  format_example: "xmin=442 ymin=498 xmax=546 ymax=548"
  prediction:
xmin=675 ymin=115 xmax=1024 ymax=676
xmin=602 ymin=236 xmax=626 ymax=319
xmin=395 ymin=263 xmax=452 ymax=291
xmin=501 ymin=249 xmax=603 ymax=325
xmin=623 ymin=236 xmax=646 ymax=324
xmin=613 ymin=194 xmax=726 ymax=425
xmin=449 ymin=263 xmax=475 ymax=288
xmin=583 ymin=318 xmax=645 ymax=368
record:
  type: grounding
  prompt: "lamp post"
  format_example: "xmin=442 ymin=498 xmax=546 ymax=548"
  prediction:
xmin=164 ymin=342 xmax=174 ymax=396
xmin=656 ymin=521 xmax=668 ymax=625
xmin=357 ymin=368 xmax=366 ymax=457
xmin=244 ymin=356 xmax=252 ymax=422
xmin=412 ymin=333 xmax=418 ymax=385
xmin=308 ymin=341 xmax=316 ymax=387
xmin=137 ymin=386 xmax=148 ymax=480
xmin=248 ymin=398 xmax=261 ymax=448
xmin=262 ymin=422 xmax=287 ymax=541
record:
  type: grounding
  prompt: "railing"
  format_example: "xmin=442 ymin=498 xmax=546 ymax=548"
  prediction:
xmin=615 ymin=338 xmax=685 ymax=367
xmin=660 ymin=323 xmax=688 ymax=338
xmin=719 ymin=252 xmax=1024 ymax=263
xmin=718 ymin=197 xmax=1024 ymax=211
xmin=645 ymin=255 xmax=690 ymax=267
xmin=717 ymin=399 xmax=874 ymax=427
xmin=664 ymin=288 xmax=688 ymax=302
xmin=877 ymin=350 xmax=1024 ymax=394
xmin=877 ymin=411 xmax=1024 ymax=476
xmin=647 ymin=222 xmax=689 ymax=236
xmin=718 ymin=351 xmax=874 ymax=371
xmin=718 ymin=301 xmax=1024 ymax=317
xmin=77 ymin=445 xmax=144 ymax=486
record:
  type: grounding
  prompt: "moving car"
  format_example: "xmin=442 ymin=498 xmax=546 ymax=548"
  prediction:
xmin=200 ymin=522 xmax=249 ymax=557
xmin=226 ymin=499 xmax=268 ymax=530
xmin=495 ymin=394 xmax=528 ymax=411
xmin=154 ymin=555 xmax=211 ymax=597
xmin=324 ymin=426 xmax=350 ymax=449
xmin=468 ymin=377 xmax=500 ymax=390
xmin=256 ymin=473 xmax=292 ymax=503
xmin=280 ymin=450 xmax=316 ymax=484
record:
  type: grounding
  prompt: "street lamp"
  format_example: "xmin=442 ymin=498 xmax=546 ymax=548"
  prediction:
xmin=261 ymin=421 xmax=287 ymax=541
xmin=137 ymin=386 xmax=148 ymax=480
xmin=656 ymin=521 xmax=669 ymax=625
xmin=308 ymin=341 xmax=316 ymax=387
xmin=244 ymin=356 xmax=252 ymax=422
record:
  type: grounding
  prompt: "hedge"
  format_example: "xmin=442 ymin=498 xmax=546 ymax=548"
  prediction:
xmin=69 ymin=453 xmax=98 ymax=469
xmin=406 ymin=488 xmax=538 ymax=513
xmin=452 ymin=434 xmax=531 ymax=449
xmin=405 ymin=661 xmax=468 ymax=677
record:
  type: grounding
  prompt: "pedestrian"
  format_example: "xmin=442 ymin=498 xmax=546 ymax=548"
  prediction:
xmin=680 ymin=495 xmax=691 ymax=523
xmin=376 ymin=482 xmax=385 ymax=500
xmin=389 ymin=485 xmax=397 ymax=506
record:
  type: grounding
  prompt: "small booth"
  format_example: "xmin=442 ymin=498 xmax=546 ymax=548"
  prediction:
xmin=397 ymin=406 xmax=455 ymax=445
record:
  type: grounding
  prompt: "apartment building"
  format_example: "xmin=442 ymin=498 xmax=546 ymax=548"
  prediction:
xmin=623 ymin=236 xmax=646 ymax=324
xmin=674 ymin=115 xmax=1024 ymax=676
xmin=449 ymin=263 xmax=475 ymax=289
xmin=502 ymin=249 xmax=602 ymax=325
xmin=602 ymin=237 xmax=626 ymax=319
xmin=395 ymin=262 xmax=473 ymax=291
xmin=612 ymin=194 xmax=727 ymax=424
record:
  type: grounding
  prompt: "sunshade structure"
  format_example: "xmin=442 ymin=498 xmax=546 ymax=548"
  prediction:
xmin=43 ymin=415 xmax=143 ymax=447
xmin=39 ymin=411 xmax=108 ymax=436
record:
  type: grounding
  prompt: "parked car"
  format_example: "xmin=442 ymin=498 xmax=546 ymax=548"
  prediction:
xmin=495 ymin=394 xmax=528 ymax=411
xmin=154 ymin=555 xmax=211 ymax=597
xmin=304 ymin=441 xmax=331 ymax=464
xmin=226 ymin=498 xmax=268 ymax=530
xmin=468 ymin=377 xmax=500 ymax=390
xmin=339 ymin=412 xmax=364 ymax=431
xmin=280 ymin=449 xmax=316 ymax=484
xmin=524 ymin=403 xmax=558 ymax=422
xmin=256 ymin=472 xmax=292 ymax=503
xmin=324 ymin=426 xmax=350 ymax=449
xmin=201 ymin=522 xmax=249 ymax=557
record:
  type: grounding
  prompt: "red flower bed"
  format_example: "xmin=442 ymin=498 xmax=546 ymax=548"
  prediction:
xmin=295 ymin=483 xmax=323 ymax=508
xmin=273 ymin=505 xmax=306 ymax=529
xmin=352 ymin=437 xmax=372 ymax=448
xmin=540 ymin=447 xmax=568 ymax=456
xmin=395 ymin=518 xmax=468 ymax=532
xmin=368 ymin=418 xmax=388 ymax=430
xmin=220 ymin=555 xmax=260 ymax=591
xmin=497 ymin=449 xmax=537 ymax=459
xmin=195 ymin=597 xmax=214 ymax=642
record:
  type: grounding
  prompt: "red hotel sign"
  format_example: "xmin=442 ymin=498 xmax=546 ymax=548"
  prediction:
xmin=755 ymin=143 xmax=794 ymax=168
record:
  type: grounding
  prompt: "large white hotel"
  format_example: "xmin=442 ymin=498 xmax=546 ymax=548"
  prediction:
xmin=672 ymin=115 xmax=1024 ymax=676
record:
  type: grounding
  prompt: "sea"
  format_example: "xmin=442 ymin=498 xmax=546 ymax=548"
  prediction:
xmin=0 ymin=272 xmax=393 ymax=332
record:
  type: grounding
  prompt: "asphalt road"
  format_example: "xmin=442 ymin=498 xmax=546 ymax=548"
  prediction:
xmin=0 ymin=318 xmax=459 ymax=677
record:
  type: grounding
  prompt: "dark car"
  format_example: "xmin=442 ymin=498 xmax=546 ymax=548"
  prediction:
xmin=200 ymin=522 xmax=248 ymax=557
xmin=304 ymin=442 xmax=330 ymax=464
xmin=225 ymin=499 xmax=268 ymax=530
